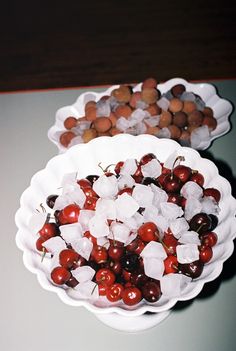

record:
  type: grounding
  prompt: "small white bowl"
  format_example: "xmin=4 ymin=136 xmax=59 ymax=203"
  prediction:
xmin=15 ymin=135 xmax=236 ymax=332
xmin=48 ymin=78 xmax=233 ymax=153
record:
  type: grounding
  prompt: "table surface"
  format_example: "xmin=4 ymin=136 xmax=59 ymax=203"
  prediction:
xmin=1 ymin=1 xmax=236 ymax=92
xmin=0 ymin=80 xmax=236 ymax=351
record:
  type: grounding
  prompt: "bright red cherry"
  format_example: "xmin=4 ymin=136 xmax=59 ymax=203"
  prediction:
xmin=95 ymin=268 xmax=116 ymax=286
xmin=108 ymin=244 xmax=124 ymax=260
xmin=162 ymin=234 xmax=178 ymax=255
xmin=200 ymin=231 xmax=218 ymax=247
xmin=141 ymin=281 xmax=161 ymax=302
xmin=203 ymin=188 xmax=221 ymax=203
xmin=38 ymin=222 xmax=58 ymax=239
xmin=84 ymin=231 xmax=97 ymax=244
xmin=84 ymin=196 xmax=98 ymax=210
xmin=51 ymin=266 xmax=71 ymax=285
xmin=199 ymin=245 xmax=213 ymax=263
xmin=36 ymin=236 xmax=48 ymax=252
xmin=122 ymin=286 xmax=142 ymax=306
xmin=106 ymin=283 xmax=124 ymax=302
xmin=114 ymin=161 xmax=124 ymax=175
xmin=132 ymin=164 xmax=143 ymax=183
xmin=83 ymin=187 xmax=98 ymax=198
xmin=91 ymin=245 xmax=108 ymax=264
xmin=77 ymin=178 xmax=92 ymax=189
xmin=59 ymin=249 xmax=80 ymax=269
xmin=138 ymin=222 xmax=159 ymax=242
xmin=58 ymin=204 xmax=80 ymax=224
xmin=98 ymin=284 xmax=107 ymax=296
xmin=126 ymin=238 xmax=145 ymax=255
xmin=164 ymin=255 xmax=179 ymax=274
xmin=173 ymin=165 xmax=191 ymax=183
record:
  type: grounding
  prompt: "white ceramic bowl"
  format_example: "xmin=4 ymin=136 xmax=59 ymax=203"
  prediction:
xmin=15 ymin=135 xmax=236 ymax=332
xmin=48 ymin=78 xmax=233 ymax=153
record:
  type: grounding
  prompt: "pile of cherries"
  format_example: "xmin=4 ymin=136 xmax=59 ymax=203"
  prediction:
xmin=35 ymin=153 xmax=220 ymax=306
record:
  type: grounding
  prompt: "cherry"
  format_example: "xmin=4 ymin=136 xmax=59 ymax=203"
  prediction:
xmin=77 ymin=178 xmax=92 ymax=189
xmin=203 ymin=188 xmax=221 ymax=203
xmin=117 ymin=187 xmax=133 ymax=196
xmin=84 ymin=231 xmax=97 ymax=244
xmin=122 ymin=286 xmax=142 ymax=306
xmin=189 ymin=213 xmax=212 ymax=234
xmin=108 ymin=244 xmax=124 ymax=260
xmin=126 ymin=238 xmax=145 ymax=255
xmin=138 ymin=222 xmax=159 ymax=242
xmin=91 ymin=245 xmax=108 ymax=264
xmin=86 ymin=175 xmax=99 ymax=184
xmin=173 ymin=165 xmax=192 ymax=183
xmin=36 ymin=236 xmax=48 ymax=252
xmin=162 ymin=234 xmax=178 ymax=255
xmin=84 ymin=196 xmax=98 ymax=210
xmin=65 ymin=276 xmax=79 ymax=288
xmin=106 ymin=283 xmax=124 ymax=302
xmin=132 ymin=164 xmax=143 ymax=183
xmin=200 ymin=231 xmax=218 ymax=247
xmin=162 ymin=174 xmax=182 ymax=193
xmin=120 ymin=253 xmax=140 ymax=272
xmin=167 ymin=193 xmax=183 ymax=206
xmin=108 ymin=260 xmax=122 ymax=275
xmin=59 ymin=249 xmax=80 ymax=269
xmin=51 ymin=266 xmax=71 ymax=285
xmin=38 ymin=222 xmax=58 ymax=239
xmin=190 ymin=172 xmax=204 ymax=186
xmin=199 ymin=245 xmax=213 ymax=263
xmin=142 ymin=177 xmax=159 ymax=186
xmin=83 ymin=187 xmax=98 ymax=198
xmin=141 ymin=281 xmax=161 ymax=302
xmin=122 ymin=269 xmax=132 ymax=282
xmin=179 ymin=260 xmax=204 ymax=279
xmin=98 ymin=283 xmax=107 ymax=296
xmin=58 ymin=204 xmax=80 ymax=224
xmin=164 ymin=255 xmax=178 ymax=274
xmin=114 ymin=161 xmax=124 ymax=175
xmin=95 ymin=268 xmax=115 ymax=286
xmin=46 ymin=194 xmax=58 ymax=209
xmin=130 ymin=270 xmax=149 ymax=287
xmin=208 ymin=214 xmax=219 ymax=231
xmin=140 ymin=153 xmax=156 ymax=165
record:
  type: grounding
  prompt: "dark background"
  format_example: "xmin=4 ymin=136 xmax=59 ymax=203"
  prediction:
xmin=0 ymin=0 xmax=236 ymax=92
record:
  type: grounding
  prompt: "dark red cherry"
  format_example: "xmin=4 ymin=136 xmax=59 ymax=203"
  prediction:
xmin=162 ymin=174 xmax=182 ymax=193
xmin=203 ymin=188 xmax=221 ymax=203
xmin=46 ymin=194 xmax=58 ymax=209
xmin=65 ymin=276 xmax=79 ymax=288
xmin=167 ymin=193 xmax=183 ymax=206
xmin=141 ymin=281 xmax=161 ymax=302
xmin=91 ymin=245 xmax=108 ymax=264
xmin=199 ymin=245 xmax=213 ymax=263
xmin=164 ymin=255 xmax=179 ymax=274
xmin=173 ymin=165 xmax=192 ymax=183
xmin=200 ymin=231 xmax=218 ymax=247
xmin=120 ymin=253 xmax=140 ymax=272
xmin=108 ymin=244 xmax=124 ymax=260
xmin=130 ymin=270 xmax=149 ymax=288
xmin=190 ymin=172 xmax=204 ymax=186
xmin=179 ymin=260 xmax=204 ymax=279
xmin=140 ymin=153 xmax=156 ymax=165
xmin=86 ymin=175 xmax=99 ymax=184
xmin=114 ymin=161 xmax=124 ymax=175
xmin=142 ymin=177 xmax=159 ymax=186
xmin=126 ymin=238 xmax=145 ymax=255
xmin=208 ymin=214 xmax=218 ymax=231
xmin=132 ymin=164 xmax=143 ymax=183
xmin=59 ymin=249 xmax=80 ymax=269
xmin=189 ymin=213 xmax=212 ymax=234
xmin=162 ymin=234 xmax=178 ymax=255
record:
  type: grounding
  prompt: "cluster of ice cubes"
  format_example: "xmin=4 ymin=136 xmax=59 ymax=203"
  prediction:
xmin=29 ymin=152 xmax=219 ymax=299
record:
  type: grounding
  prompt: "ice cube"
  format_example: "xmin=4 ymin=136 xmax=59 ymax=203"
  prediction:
xmin=53 ymin=194 xmax=71 ymax=211
xmin=154 ymin=215 xmax=169 ymax=234
xmin=179 ymin=231 xmax=201 ymax=245
xmin=72 ymin=266 xmax=95 ymax=283
xmin=96 ymin=198 xmax=116 ymax=220
xmin=28 ymin=212 xmax=48 ymax=234
xmin=120 ymin=158 xmax=137 ymax=176
xmin=190 ymin=126 xmax=210 ymax=149
xmin=150 ymin=184 xmax=168 ymax=208
xmin=160 ymin=202 xmax=184 ymax=220
xmin=124 ymin=232 xmax=138 ymax=246
xmin=109 ymin=96 xmax=121 ymax=111
xmin=116 ymin=117 xmax=130 ymax=131
xmin=83 ymin=93 xmax=96 ymax=104
xmin=61 ymin=172 xmax=77 ymax=188
xmin=181 ymin=92 xmax=195 ymax=101
xmin=135 ymin=122 xmax=147 ymax=134
xmin=59 ymin=222 xmax=83 ymax=244
xmin=117 ymin=174 xmax=135 ymax=190
xmin=142 ymin=205 xmax=159 ymax=224
xmin=163 ymin=151 xmax=178 ymax=169
xmin=144 ymin=116 xmax=160 ymax=127
xmin=50 ymin=252 xmax=60 ymax=270
xmin=141 ymin=159 xmax=162 ymax=178
xmin=181 ymin=181 xmax=203 ymax=199
xmin=88 ymin=214 xmax=109 ymax=238
xmin=169 ymin=217 xmax=190 ymax=239
xmin=194 ymin=95 xmax=205 ymax=111
xmin=184 ymin=198 xmax=202 ymax=221
xmin=143 ymin=257 xmax=165 ymax=280
xmin=66 ymin=185 xmax=86 ymax=208
xmin=43 ymin=236 xmax=67 ymax=254
xmin=78 ymin=210 xmax=95 ymax=231
xmin=140 ymin=241 xmax=167 ymax=260
xmin=93 ymin=174 xmax=118 ymax=199
xmin=160 ymin=273 xmax=191 ymax=298
xmin=96 ymin=99 xmax=111 ymax=117
xmin=97 ymin=236 xmax=110 ymax=249
xmin=157 ymin=97 xmax=170 ymax=111
xmin=131 ymin=108 xmax=148 ymax=122
xmin=74 ymin=281 xmax=99 ymax=299
xmin=136 ymin=100 xmax=149 ymax=110
xmin=108 ymin=222 xmax=130 ymax=243
xmin=176 ymin=243 xmax=199 ymax=263
xmin=72 ymin=237 xmax=93 ymax=260
xmin=115 ymin=193 xmax=139 ymax=221
xmin=200 ymin=196 xmax=220 ymax=215
xmin=132 ymin=184 xmax=154 ymax=208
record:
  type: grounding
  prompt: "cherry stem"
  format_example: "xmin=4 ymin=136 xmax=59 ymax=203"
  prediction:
xmin=172 ymin=155 xmax=185 ymax=170
xmin=196 ymin=223 xmax=207 ymax=233
xmin=98 ymin=162 xmax=116 ymax=173
xmin=91 ymin=282 xmax=98 ymax=296
xmin=41 ymin=248 xmax=47 ymax=262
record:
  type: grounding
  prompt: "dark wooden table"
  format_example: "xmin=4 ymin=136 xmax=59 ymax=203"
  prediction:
xmin=1 ymin=0 xmax=236 ymax=92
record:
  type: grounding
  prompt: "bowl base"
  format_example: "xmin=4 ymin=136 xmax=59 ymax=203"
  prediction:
xmin=95 ymin=310 xmax=171 ymax=332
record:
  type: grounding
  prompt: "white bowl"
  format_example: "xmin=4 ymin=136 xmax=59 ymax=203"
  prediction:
xmin=15 ymin=135 xmax=236 ymax=332
xmin=48 ymin=78 xmax=233 ymax=153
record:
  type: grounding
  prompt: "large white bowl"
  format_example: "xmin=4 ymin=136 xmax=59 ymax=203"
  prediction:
xmin=15 ymin=135 xmax=236 ymax=332
xmin=48 ymin=78 xmax=233 ymax=153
